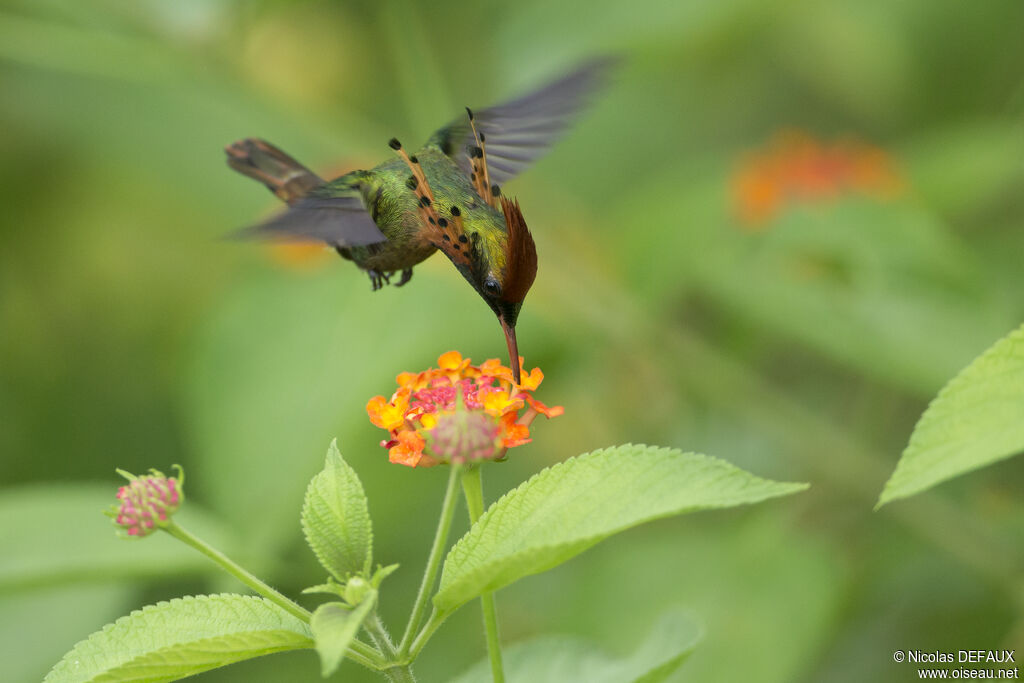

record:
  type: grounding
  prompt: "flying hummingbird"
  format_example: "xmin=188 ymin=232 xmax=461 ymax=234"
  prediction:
xmin=225 ymin=59 xmax=611 ymax=384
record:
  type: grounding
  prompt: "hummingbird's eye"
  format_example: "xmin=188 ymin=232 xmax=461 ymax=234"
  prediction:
xmin=483 ymin=278 xmax=502 ymax=297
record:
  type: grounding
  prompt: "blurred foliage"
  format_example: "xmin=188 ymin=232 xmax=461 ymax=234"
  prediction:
xmin=1 ymin=0 xmax=1023 ymax=681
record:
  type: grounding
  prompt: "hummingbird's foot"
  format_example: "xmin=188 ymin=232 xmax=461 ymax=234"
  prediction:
xmin=394 ymin=268 xmax=414 ymax=287
xmin=368 ymin=269 xmax=392 ymax=291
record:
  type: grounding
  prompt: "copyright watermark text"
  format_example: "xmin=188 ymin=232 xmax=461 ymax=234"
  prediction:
xmin=892 ymin=650 xmax=1018 ymax=679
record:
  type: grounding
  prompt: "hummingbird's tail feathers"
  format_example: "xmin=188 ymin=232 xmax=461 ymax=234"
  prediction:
xmin=428 ymin=56 xmax=618 ymax=188
xmin=225 ymin=138 xmax=324 ymax=206
xmin=231 ymin=194 xmax=387 ymax=248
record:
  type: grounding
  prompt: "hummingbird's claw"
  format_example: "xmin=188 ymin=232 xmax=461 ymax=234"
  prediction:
xmin=394 ymin=268 xmax=414 ymax=287
xmin=367 ymin=268 xmax=411 ymax=290
xmin=368 ymin=269 xmax=391 ymax=291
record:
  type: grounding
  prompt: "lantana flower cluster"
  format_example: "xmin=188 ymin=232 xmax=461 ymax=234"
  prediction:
xmin=367 ymin=351 xmax=563 ymax=468
xmin=110 ymin=467 xmax=183 ymax=537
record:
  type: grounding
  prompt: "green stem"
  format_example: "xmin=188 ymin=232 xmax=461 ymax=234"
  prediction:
xmin=478 ymin=592 xmax=503 ymax=683
xmin=397 ymin=464 xmax=462 ymax=657
xmin=339 ymin=646 xmax=381 ymax=672
xmin=164 ymin=521 xmax=311 ymax=622
xmin=460 ymin=467 xmax=505 ymax=683
xmin=162 ymin=521 xmax=383 ymax=667
xmin=364 ymin=612 xmax=416 ymax=682
xmin=408 ymin=609 xmax=445 ymax=659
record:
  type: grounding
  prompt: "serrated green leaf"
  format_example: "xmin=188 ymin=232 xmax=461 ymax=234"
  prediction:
xmin=449 ymin=609 xmax=701 ymax=683
xmin=45 ymin=594 xmax=313 ymax=683
xmin=435 ymin=445 xmax=808 ymax=613
xmin=310 ymin=593 xmax=376 ymax=677
xmin=302 ymin=440 xmax=373 ymax=580
xmin=878 ymin=323 xmax=1024 ymax=507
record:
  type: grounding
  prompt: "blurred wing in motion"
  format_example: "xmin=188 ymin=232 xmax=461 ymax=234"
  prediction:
xmin=429 ymin=57 xmax=616 ymax=185
xmin=226 ymin=138 xmax=387 ymax=247
xmin=234 ymin=194 xmax=387 ymax=248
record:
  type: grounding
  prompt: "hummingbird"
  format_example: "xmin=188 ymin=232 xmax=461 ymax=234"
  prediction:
xmin=225 ymin=59 xmax=611 ymax=384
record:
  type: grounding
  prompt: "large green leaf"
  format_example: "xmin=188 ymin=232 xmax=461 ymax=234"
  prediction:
xmin=309 ymin=593 xmax=376 ymax=677
xmin=449 ymin=609 xmax=701 ymax=683
xmin=878 ymin=323 xmax=1024 ymax=506
xmin=302 ymin=441 xmax=373 ymax=580
xmin=434 ymin=445 xmax=808 ymax=613
xmin=45 ymin=594 xmax=312 ymax=683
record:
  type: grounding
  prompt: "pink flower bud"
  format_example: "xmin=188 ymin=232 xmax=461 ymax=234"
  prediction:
xmin=110 ymin=467 xmax=184 ymax=537
xmin=428 ymin=410 xmax=502 ymax=464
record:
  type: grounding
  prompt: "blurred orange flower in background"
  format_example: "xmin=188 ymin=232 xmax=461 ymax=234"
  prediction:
xmin=366 ymin=351 xmax=563 ymax=468
xmin=731 ymin=131 xmax=904 ymax=227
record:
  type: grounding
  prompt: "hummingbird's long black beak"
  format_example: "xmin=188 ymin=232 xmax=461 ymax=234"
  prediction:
xmin=500 ymin=318 xmax=521 ymax=385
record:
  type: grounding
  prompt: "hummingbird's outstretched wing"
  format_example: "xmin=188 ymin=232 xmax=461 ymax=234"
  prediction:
xmin=428 ymin=58 xmax=615 ymax=185
xmin=227 ymin=138 xmax=387 ymax=247
xmin=234 ymin=193 xmax=387 ymax=247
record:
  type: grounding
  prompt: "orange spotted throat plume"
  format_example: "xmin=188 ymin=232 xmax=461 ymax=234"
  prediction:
xmin=226 ymin=59 xmax=612 ymax=383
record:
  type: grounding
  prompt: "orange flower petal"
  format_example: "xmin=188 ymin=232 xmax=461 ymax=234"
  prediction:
xmin=367 ymin=394 xmax=405 ymax=431
xmin=525 ymin=395 xmax=564 ymax=418
xmin=478 ymin=358 xmax=508 ymax=378
xmin=519 ymin=366 xmax=544 ymax=391
xmin=482 ymin=388 xmax=524 ymax=417
xmin=389 ymin=430 xmax=430 ymax=467
xmin=501 ymin=415 xmax=531 ymax=447
xmin=438 ymin=351 xmax=465 ymax=371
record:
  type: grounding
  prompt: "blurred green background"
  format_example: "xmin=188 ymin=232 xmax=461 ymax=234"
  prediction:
xmin=2 ymin=0 xmax=1023 ymax=681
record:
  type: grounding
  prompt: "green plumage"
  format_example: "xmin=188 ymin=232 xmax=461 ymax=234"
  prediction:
xmin=327 ymin=148 xmax=508 ymax=276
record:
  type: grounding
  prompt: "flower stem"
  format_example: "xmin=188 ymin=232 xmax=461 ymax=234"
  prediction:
xmin=397 ymin=464 xmax=462 ymax=658
xmin=364 ymin=612 xmax=416 ymax=682
xmin=460 ymin=466 xmax=505 ymax=683
xmin=408 ymin=609 xmax=445 ymax=659
xmin=163 ymin=521 xmax=310 ymax=623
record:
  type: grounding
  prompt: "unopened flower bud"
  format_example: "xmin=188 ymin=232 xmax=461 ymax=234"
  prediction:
xmin=428 ymin=410 xmax=502 ymax=464
xmin=344 ymin=576 xmax=370 ymax=605
xmin=110 ymin=466 xmax=184 ymax=537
